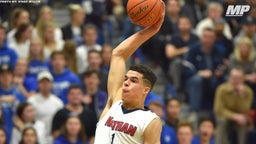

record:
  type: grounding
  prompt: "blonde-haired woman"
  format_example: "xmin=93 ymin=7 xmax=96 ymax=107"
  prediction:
xmin=35 ymin=6 xmax=62 ymax=41
xmin=62 ymin=40 xmax=78 ymax=73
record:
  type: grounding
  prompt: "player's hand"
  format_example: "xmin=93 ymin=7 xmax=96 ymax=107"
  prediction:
xmin=148 ymin=0 xmax=165 ymax=32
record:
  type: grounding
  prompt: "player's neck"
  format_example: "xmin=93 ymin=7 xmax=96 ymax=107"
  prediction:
xmin=122 ymin=103 xmax=144 ymax=110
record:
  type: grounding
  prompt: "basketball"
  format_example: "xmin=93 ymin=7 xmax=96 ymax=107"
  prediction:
xmin=127 ymin=0 xmax=164 ymax=27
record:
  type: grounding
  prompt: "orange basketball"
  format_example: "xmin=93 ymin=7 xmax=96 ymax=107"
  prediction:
xmin=127 ymin=0 xmax=164 ymax=27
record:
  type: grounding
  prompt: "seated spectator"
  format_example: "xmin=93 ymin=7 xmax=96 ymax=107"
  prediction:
xmin=100 ymin=44 xmax=112 ymax=74
xmin=82 ymin=70 xmax=108 ymax=118
xmin=165 ymin=98 xmax=181 ymax=130
xmin=9 ymin=22 xmax=34 ymax=59
xmin=7 ymin=8 xmax=30 ymax=42
xmin=0 ymin=25 xmax=18 ymax=69
xmin=13 ymin=58 xmax=37 ymax=98
xmin=61 ymin=4 xmax=86 ymax=46
xmin=62 ymin=40 xmax=78 ymax=74
xmin=10 ymin=102 xmax=46 ymax=144
xmin=147 ymin=97 xmax=178 ymax=144
xmin=184 ymin=27 xmax=224 ymax=111
xmin=76 ymin=24 xmax=102 ymax=74
xmin=41 ymin=22 xmax=64 ymax=60
xmin=35 ymin=6 xmax=62 ymax=41
xmin=0 ymin=127 xmax=7 ymax=144
xmin=165 ymin=16 xmax=199 ymax=90
xmin=177 ymin=121 xmax=194 ymax=144
xmin=53 ymin=116 xmax=88 ymax=144
xmin=214 ymin=67 xmax=253 ymax=144
xmin=196 ymin=2 xmax=232 ymax=39
xmin=19 ymin=127 xmax=38 ymax=144
xmin=234 ymin=16 xmax=256 ymax=48
xmin=28 ymin=71 xmax=64 ymax=143
xmin=52 ymin=85 xmax=97 ymax=142
xmin=27 ymin=39 xmax=48 ymax=79
xmin=192 ymin=118 xmax=215 ymax=144
xmin=49 ymin=51 xmax=81 ymax=104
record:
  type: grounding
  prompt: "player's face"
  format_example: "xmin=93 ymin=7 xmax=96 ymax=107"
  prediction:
xmin=199 ymin=121 xmax=214 ymax=142
xmin=122 ymin=70 xmax=149 ymax=104
xmin=177 ymin=127 xmax=193 ymax=144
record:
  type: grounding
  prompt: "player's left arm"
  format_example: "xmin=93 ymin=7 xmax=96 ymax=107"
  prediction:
xmin=143 ymin=118 xmax=162 ymax=144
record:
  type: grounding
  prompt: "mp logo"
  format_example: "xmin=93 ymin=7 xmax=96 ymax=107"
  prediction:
xmin=225 ymin=5 xmax=251 ymax=17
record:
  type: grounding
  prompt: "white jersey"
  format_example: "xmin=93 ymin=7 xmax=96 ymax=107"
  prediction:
xmin=94 ymin=100 xmax=158 ymax=144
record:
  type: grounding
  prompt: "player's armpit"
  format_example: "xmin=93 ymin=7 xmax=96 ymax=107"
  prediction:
xmin=143 ymin=118 xmax=162 ymax=144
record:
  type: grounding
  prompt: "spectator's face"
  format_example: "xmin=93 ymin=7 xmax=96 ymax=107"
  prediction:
xmin=199 ymin=121 xmax=215 ymax=142
xmin=38 ymin=79 xmax=52 ymax=94
xmin=83 ymin=28 xmax=97 ymax=46
xmin=14 ymin=59 xmax=28 ymax=76
xmin=51 ymin=54 xmax=66 ymax=72
xmin=0 ymin=28 xmax=6 ymax=47
xmin=88 ymin=52 xmax=102 ymax=70
xmin=201 ymin=30 xmax=216 ymax=51
xmin=239 ymin=43 xmax=250 ymax=58
xmin=101 ymin=45 xmax=112 ymax=65
xmin=16 ymin=11 xmax=29 ymax=28
xmin=22 ymin=25 xmax=33 ymax=40
xmin=66 ymin=117 xmax=82 ymax=137
xmin=178 ymin=18 xmax=191 ymax=33
xmin=30 ymin=40 xmax=42 ymax=57
xmin=208 ymin=6 xmax=222 ymax=20
xmin=215 ymin=24 xmax=224 ymax=37
xmin=177 ymin=126 xmax=193 ymax=144
xmin=73 ymin=10 xmax=85 ymax=25
xmin=148 ymin=103 xmax=164 ymax=118
xmin=68 ymin=88 xmax=83 ymax=105
xmin=44 ymin=26 xmax=55 ymax=41
xmin=0 ymin=71 xmax=13 ymax=87
xmin=22 ymin=129 xmax=37 ymax=144
xmin=84 ymin=73 xmax=99 ymax=90
xmin=166 ymin=100 xmax=180 ymax=120
xmin=242 ymin=24 xmax=256 ymax=38
xmin=22 ymin=105 xmax=35 ymax=123
xmin=41 ymin=9 xmax=52 ymax=21
xmin=229 ymin=69 xmax=244 ymax=88
xmin=0 ymin=129 xmax=6 ymax=144
xmin=167 ymin=0 xmax=180 ymax=16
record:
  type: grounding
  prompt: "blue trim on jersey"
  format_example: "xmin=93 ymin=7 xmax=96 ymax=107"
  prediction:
xmin=121 ymin=105 xmax=149 ymax=114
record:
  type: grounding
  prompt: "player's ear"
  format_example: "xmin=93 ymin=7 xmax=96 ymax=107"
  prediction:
xmin=143 ymin=86 xmax=150 ymax=95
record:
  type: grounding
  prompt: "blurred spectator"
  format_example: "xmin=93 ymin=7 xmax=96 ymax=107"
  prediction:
xmin=0 ymin=25 xmax=18 ymax=69
xmin=11 ymin=102 xmax=46 ymax=144
xmin=165 ymin=98 xmax=181 ymax=130
xmin=53 ymin=116 xmax=88 ymax=144
xmin=177 ymin=121 xmax=194 ymax=144
xmin=86 ymin=50 xmax=107 ymax=91
xmin=214 ymin=67 xmax=253 ymax=144
xmin=9 ymin=23 xmax=33 ymax=59
xmin=13 ymin=58 xmax=37 ymax=99
xmin=52 ymin=85 xmax=97 ymax=143
xmin=7 ymin=8 xmax=30 ymax=42
xmin=100 ymin=44 xmax=112 ymax=74
xmin=196 ymin=2 xmax=232 ymax=40
xmin=27 ymin=39 xmax=48 ymax=79
xmin=0 ymin=127 xmax=7 ymax=144
xmin=214 ymin=18 xmax=234 ymax=65
xmin=41 ymin=22 xmax=64 ymax=60
xmin=19 ymin=127 xmax=38 ymax=144
xmin=61 ymin=4 xmax=86 ymax=46
xmin=181 ymin=0 xmax=207 ymax=27
xmin=28 ymin=71 xmax=64 ymax=143
xmin=147 ymin=97 xmax=178 ymax=144
xmin=184 ymin=27 xmax=224 ymax=111
xmin=192 ymin=118 xmax=215 ymax=144
xmin=62 ymin=40 xmax=78 ymax=74
xmin=165 ymin=16 xmax=199 ymax=90
xmin=77 ymin=24 xmax=102 ymax=74
xmin=234 ymin=16 xmax=256 ymax=48
xmin=35 ymin=6 xmax=63 ymax=41
xmin=82 ymin=70 xmax=107 ymax=118
xmin=49 ymin=51 xmax=81 ymax=104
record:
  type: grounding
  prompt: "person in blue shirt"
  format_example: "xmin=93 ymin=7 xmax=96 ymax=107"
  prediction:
xmin=50 ymin=51 xmax=81 ymax=104
xmin=0 ymin=64 xmax=25 ymax=144
xmin=0 ymin=25 xmax=18 ymax=70
xmin=192 ymin=118 xmax=215 ymax=144
xmin=147 ymin=95 xmax=178 ymax=144
xmin=177 ymin=121 xmax=194 ymax=144
xmin=54 ymin=116 xmax=88 ymax=144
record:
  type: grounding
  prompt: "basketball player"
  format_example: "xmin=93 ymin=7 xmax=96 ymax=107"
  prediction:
xmin=94 ymin=4 xmax=165 ymax=144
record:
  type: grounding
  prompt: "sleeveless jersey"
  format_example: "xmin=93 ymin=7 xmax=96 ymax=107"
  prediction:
xmin=94 ymin=100 xmax=158 ymax=144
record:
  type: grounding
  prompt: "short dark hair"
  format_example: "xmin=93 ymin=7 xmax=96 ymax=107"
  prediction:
xmin=198 ymin=118 xmax=216 ymax=128
xmin=83 ymin=23 xmax=98 ymax=35
xmin=88 ymin=49 xmax=101 ymax=56
xmin=129 ymin=64 xmax=156 ymax=90
xmin=177 ymin=121 xmax=193 ymax=132
xmin=166 ymin=97 xmax=180 ymax=106
xmin=82 ymin=69 xmax=99 ymax=80
xmin=50 ymin=51 xmax=67 ymax=61
xmin=67 ymin=85 xmax=83 ymax=94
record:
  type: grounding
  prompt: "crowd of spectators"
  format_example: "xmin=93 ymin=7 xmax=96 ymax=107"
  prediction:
xmin=0 ymin=0 xmax=256 ymax=144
